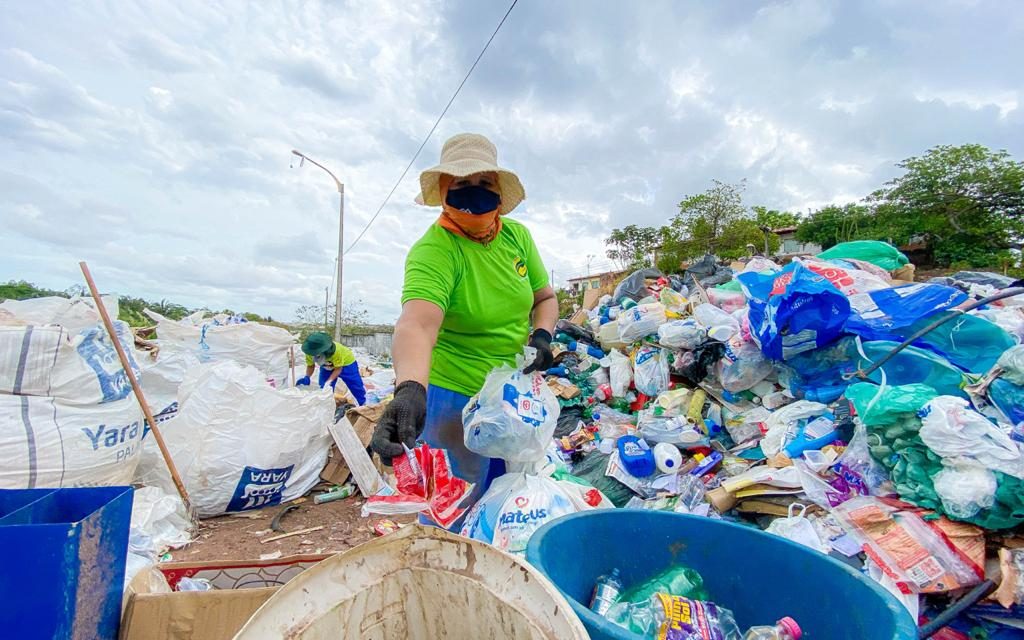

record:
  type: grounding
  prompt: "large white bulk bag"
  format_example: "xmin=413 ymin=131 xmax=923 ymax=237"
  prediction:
xmin=0 ymin=295 xmax=119 ymax=334
xmin=143 ymin=310 xmax=296 ymax=386
xmin=138 ymin=346 xmax=201 ymax=415
xmin=145 ymin=361 xmax=333 ymax=517
xmin=0 ymin=394 xmax=144 ymax=488
xmin=0 ymin=322 xmax=141 ymax=405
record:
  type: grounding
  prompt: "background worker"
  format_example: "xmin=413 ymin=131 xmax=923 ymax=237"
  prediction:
xmin=370 ymin=133 xmax=558 ymax=529
xmin=297 ymin=331 xmax=367 ymax=405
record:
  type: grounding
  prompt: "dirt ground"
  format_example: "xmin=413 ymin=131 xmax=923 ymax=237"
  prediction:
xmin=179 ymin=493 xmax=415 ymax=562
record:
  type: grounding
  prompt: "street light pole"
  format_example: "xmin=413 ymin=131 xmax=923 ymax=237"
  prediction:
xmin=292 ymin=150 xmax=344 ymax=341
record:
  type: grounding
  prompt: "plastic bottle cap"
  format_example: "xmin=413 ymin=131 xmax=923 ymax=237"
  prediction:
xmin=778 ymin=617 xmax=801 ymax=639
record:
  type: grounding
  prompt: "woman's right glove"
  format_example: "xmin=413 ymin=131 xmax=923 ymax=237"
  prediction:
xmin=371 ymin=380 xmax=427 ymax=465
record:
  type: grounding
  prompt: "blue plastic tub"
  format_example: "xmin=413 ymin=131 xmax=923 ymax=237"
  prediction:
xmin=0 ymin=486 xmax=134 ymax=640
xmin=526 ymin=510 xmax=917 ymax=640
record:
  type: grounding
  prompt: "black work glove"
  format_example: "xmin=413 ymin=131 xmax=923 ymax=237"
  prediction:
xmin=371 ymin=381 xmax=427 ymax=465
xmin=522 ymin=328 xmax=554 ymax=374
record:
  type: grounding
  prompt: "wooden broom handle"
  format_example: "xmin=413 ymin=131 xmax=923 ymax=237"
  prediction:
xmin=79 ymin=262 xmax=192 ymax=510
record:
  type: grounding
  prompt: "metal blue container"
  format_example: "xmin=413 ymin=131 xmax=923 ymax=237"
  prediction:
xmin=0 ymin=486 xmax=134 ymax=639
xmin=526 ymin=510 xmax=917 ymax=640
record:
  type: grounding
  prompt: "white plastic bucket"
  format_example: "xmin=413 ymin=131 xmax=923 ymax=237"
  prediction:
xmin=233 ymin=524 xmax=588 ymax=640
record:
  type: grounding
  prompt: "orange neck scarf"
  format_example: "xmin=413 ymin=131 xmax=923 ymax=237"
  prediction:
xmin=436 ymin=175 xmax=502 ymax=244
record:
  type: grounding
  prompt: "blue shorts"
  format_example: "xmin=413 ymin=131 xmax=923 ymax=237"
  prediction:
xmin=319 ymin=362 xmax=366 ymax=405
xmin=418 ymin=384 xmax=504 ymax=531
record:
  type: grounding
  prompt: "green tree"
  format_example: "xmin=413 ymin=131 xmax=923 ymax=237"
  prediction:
xmin=870 ymin=144 xmax=1024 ymax=266
xmin=658 ymin=180 xmax=779 ymax=265
xmin=0 ymin=280 xmax=65 ymax=301
xmin=556 ymin=288 xmax=583 ymax=318
xmin=605 ymin=225 xmax=660 ymax=271
xmin=795 ymin=203 xmax=878 ymax=249
xmin=294 ymin=300 xmax=371 ymax=333
xmin=752 ymin=206 xmax=800 ymax=230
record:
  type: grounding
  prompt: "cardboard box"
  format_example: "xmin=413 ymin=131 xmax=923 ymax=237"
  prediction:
xmin=547 ymin=378 xmax=581 ymax=400
xmin=120 ymin=554 xmax=329 ymax=640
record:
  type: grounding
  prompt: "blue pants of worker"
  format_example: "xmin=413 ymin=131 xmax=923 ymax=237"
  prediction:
xmin=417 ymin=384 xmax=505 ymax=531
xmin=319 ymin=362 xmax=367 ymax=405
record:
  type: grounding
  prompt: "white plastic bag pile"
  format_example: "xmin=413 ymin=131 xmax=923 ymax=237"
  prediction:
xmin=144 ymin=309 xmax=296 ymax=386
xmin=460 ymin=358 xmax=612 ymax=554
xmin=0 ymin=297 xmax=145 ymax=488
xmin=463 ymin=364 xmax=562 ymax=463
xmin=460 ymin=472 xmax=612 ymax=556
xmin=139 ymin=361 xmax=334 ymax=517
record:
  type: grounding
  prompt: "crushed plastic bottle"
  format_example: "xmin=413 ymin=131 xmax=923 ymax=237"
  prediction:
xmin=607 ymin=594 xmax=740 ymax=639
xmin=589 ymin=568 xmax=624 ymax=616
xmin=744 ymin=617 xmax=801 ymax=640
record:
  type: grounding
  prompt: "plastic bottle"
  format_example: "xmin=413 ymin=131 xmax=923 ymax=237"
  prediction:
xmin=567 ymin=340 xmax=606 ymax=359
xmin=314 ymin=483 xmax=355 ymax=504
xmin=608 ymin=594 xmax=741 ymax=639
xmin=744 ymin=617 xmax=802 ymax=640
xmin=653 ymin=442 xmax=683 ymax=474
xmin=177 ymin=577 xmax=213 ymax=592
xmin=589 ymin=568 xmax=623 ymax=616
xmin=782 ymin=415 xmax=839 ymax=459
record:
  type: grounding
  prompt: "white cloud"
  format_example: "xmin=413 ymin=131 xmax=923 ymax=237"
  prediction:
xmin=0 ymin=0 xmax=1022 ymax=324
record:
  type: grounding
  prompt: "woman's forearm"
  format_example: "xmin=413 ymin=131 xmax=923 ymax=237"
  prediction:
xmin=531 ymin=287 xmax=558 ymax=335
xmin=392 ymin=303 xmax=442 ymax=388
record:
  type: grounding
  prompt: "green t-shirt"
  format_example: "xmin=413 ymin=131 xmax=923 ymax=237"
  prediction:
xmin=304 ymin=341 xmax=356 ymax=370
xmin=402 ymin=219 xmax=549 ymax=396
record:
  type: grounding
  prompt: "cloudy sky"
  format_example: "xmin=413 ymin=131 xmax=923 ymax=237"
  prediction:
xmin=2 ymin=1 xmax=1022 ymax=323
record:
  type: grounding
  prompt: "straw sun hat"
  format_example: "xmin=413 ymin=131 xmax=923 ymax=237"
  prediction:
xmin=417 ymin=133 xmax=525 ymax=215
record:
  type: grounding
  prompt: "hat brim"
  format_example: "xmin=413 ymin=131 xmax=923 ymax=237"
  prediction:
xmin=417 ymin=159 xmax=525 ymax=215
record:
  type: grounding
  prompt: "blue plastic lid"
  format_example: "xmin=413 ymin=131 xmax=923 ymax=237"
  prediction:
xmin=617 ymin=435 xmax=656 ymax=477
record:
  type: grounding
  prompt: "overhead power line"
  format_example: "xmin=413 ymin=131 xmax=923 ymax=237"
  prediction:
xmin=342 ymin=0 xmax=519 ymax=255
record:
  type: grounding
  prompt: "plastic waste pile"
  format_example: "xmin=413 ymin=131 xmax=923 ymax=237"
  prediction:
xmin=524 ymin=241 xmax=1024 ymax=636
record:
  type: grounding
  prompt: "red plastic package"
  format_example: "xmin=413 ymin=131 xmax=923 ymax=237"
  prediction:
xmin=363 ymin=444 xmax=473 ymax=528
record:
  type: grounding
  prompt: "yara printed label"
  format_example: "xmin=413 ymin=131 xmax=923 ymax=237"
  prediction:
xmin=227 ymin=465 xmax=294 ymax=512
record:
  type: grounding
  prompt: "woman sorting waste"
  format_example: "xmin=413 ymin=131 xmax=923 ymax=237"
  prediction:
xmin=371 ymin=133 xmax=558 ymax=528
xmin=297 ymin=331 xmax=367 ymax=405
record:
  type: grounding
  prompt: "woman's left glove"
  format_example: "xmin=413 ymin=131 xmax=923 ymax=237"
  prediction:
xmin=371 ymin=381 xmax=427 ymax=465
xmin=523 ymin=329 xmax=554 ymax=374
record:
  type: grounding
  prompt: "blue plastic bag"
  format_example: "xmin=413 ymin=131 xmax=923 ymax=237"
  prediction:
xmin=781 ymin=336 xmax=969 ymax=400
xmin=902 ymin=314 xmax=1014 ymax=373
xmin=845 ymin=283 xmax=967 ymax=341
xmin=846 ymin=283 xmax=1011 ymax=372
xmin=739 ymin=262 xmax=851 ymax=360
xmin=989 ymin=378 xmax=1024 ymax=426
xmin=858 ymin=341 xmax=968 ymax=397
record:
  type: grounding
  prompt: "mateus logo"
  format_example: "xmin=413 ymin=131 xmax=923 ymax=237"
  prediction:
xmin=499 ymin=496 xmax=548 ymax=525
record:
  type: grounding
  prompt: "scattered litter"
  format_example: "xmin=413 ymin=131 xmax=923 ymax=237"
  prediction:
xmin=259 ymin=551 xmax=283 ymax=561
xmin=260 ymin=525 xmax=325 ymax=544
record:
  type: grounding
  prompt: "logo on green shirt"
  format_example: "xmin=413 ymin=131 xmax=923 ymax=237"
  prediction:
xmin=513 ymin=256 xmax=528 ymax=278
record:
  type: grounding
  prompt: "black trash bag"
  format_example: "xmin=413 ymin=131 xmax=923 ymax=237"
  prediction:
xmin=568 ymin=451 xmax=636 ymax=508
xmin=613 ymin=268 xmax=665 ymax=302
xmin=554 ymin=405 xmax=586 ymax=438
xmin=677 ymin=341 xmax=727 ymax=386
xmin=668 ymin=274 xmax=688 ymax=292
xmin=928 ymin=271 xmax=1016 ymax=294
xmin=682 ymin=254 xmax=733 ymax=292
xmin=555 ymin=319 xmax=596 ymax=344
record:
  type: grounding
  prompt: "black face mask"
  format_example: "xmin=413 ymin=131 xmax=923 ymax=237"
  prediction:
xmin=445 ymin=185 xmax=501 ymax=215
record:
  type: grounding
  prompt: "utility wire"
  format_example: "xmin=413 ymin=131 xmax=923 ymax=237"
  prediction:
xmin=343 ymin=0 xmax=519 ymax=255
